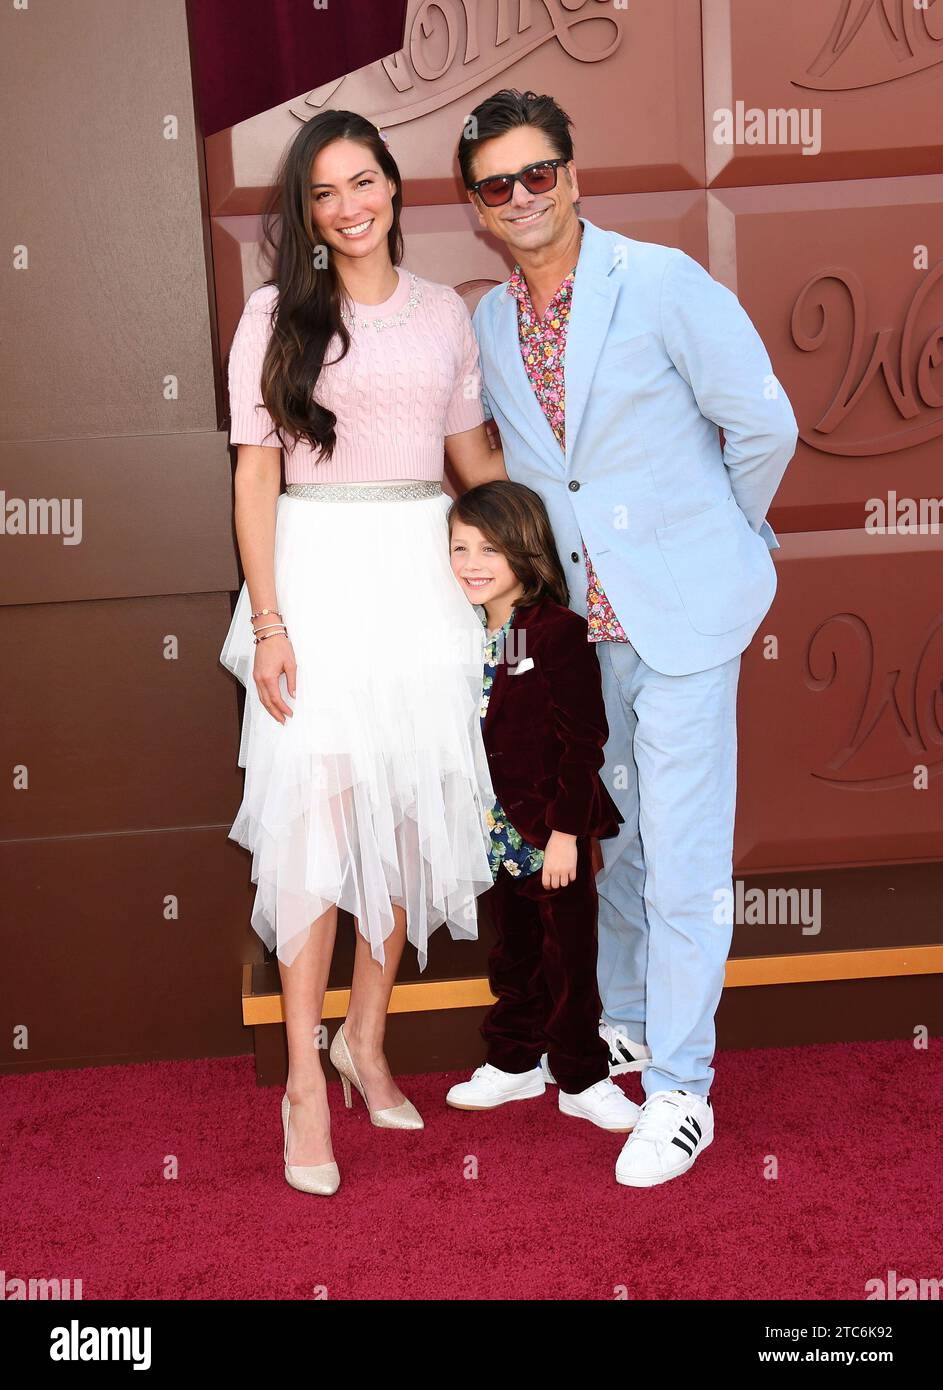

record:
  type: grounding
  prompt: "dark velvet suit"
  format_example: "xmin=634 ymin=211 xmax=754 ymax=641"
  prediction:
xmin=479 ymin=596 xmax=624 ymax=1093
xmin=481 ymin=597 xmax=624 ymax=849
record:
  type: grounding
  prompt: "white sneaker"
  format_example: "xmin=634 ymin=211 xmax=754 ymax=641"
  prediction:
xmin=559 ymin=1077 xmax=640 ymax=1132
xmin=445 ymin=1063 xmax=545 ymax=1110
xmin=615 ymin=1090 xmax=713 ymax=1187
xmin=599 ymin=1022 xmax=652 ymax=1075
xmin=541 ymin=1025 xmax=651 ymax=1084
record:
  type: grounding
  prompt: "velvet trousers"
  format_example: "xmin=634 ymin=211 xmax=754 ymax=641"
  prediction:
xmin=480 ymin=835 xmax=610 ymax=1095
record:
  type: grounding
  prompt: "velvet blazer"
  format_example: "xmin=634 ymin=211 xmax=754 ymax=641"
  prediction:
xmin=479 ymin=596 xmax=624 ymax=851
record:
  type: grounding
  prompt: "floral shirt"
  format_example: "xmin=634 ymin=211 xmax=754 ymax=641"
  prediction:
xmin=507 ymin=260 xmax=629 ymax=643
xmin=479 ymin=607 xmax=545 ymax=882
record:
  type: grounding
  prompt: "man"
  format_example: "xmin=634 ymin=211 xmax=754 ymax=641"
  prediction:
xmin=457 ymin=89 xmax=798 ymax=1187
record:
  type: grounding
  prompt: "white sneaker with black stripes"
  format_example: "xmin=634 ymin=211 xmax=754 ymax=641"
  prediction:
xmin=614 ymin=1089 xmax=713 ymax=1188
xmin=540 ymin=1023 xmax=651 ymax=1085
xmin=599 ymin=1023 xmax=652 ymax=1076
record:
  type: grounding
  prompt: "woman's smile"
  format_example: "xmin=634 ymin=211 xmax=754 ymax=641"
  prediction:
xmin=337 ymin=218 xmax=375 ymax=239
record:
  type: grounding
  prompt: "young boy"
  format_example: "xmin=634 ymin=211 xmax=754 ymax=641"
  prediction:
xmin=445 ymin=481 xmax=637 ymax=1132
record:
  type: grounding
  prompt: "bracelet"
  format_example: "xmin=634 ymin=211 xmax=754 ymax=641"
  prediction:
xmin=252 ymin=622 xmax=286 ymax=633
xmin=250 ymin=606 xmax=282 ymax=621
xmin=253 ymin=627 xmax=288 ymax=645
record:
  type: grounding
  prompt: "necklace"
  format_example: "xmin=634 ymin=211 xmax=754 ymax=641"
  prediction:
xmin=339 ymin=271 xmax=423 ymax=332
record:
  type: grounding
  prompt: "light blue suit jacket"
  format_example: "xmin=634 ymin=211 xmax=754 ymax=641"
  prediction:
xmin=472 ymin=217 xmax=799 ymax=676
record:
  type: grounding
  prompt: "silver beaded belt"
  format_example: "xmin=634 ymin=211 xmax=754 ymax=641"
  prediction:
xmin=285 ymin=481 xmax=442 ymax=503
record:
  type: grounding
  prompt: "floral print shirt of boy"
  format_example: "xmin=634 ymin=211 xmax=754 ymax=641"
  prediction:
xmin=479 ymin=607 xmax=545 ymax=882
xmin=507 ymin=260 xmax=629 ymax=643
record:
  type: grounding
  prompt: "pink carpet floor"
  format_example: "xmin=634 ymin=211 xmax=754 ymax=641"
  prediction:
xmin=2 ymin=1037 xmax=940 ymax=1301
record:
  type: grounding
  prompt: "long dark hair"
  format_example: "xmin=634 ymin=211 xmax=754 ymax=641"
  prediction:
xmin=447 ymin=481 xmax=569 ymax=607
xmin=254 ymin=111 xmax=404 ymax=459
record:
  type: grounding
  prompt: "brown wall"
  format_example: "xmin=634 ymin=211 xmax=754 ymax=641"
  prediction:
xmin=211 ymin=0 xmax=943 ymax=1050
xmin=1 ymin=0 xmax=256 ymax=1072
xmin=5 ymin=0 xmax=943 ymax=1077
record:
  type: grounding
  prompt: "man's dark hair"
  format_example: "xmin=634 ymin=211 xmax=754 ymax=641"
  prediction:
xmin=457 ymin=88 xmax=575 ymax=188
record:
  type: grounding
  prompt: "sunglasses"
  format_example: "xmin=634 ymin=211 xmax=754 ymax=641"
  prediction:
xmin=468 ymin=158 xmax=567 ymax=208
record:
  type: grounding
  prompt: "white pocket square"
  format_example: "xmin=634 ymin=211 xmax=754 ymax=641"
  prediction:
xmin=511 ymin=657 xmax=535 ymax=674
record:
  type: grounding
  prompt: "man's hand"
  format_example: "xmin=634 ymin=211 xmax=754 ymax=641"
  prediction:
xmin=444 ymin=421 xmax=507 ymax=488
xmin=542 ymin=830 xmax=578 ymax=889
xmin=589 ymin=835 xmax=604 ymax=877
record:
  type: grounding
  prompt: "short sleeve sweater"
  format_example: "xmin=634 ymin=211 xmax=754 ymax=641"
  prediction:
xmin=226 ymin=266 xmax=485 ymax=483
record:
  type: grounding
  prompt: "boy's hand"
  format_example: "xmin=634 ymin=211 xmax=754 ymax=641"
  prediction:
xmin=542 ymin=830 xmax=578 ymax=890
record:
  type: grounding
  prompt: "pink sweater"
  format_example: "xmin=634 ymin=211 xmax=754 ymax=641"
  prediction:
xmin=227 ymin=266 xmax=485 ymax=482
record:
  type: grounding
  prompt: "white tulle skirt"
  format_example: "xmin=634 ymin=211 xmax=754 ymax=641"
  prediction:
xmin=219 ymin=483 xmax=496 ymax=971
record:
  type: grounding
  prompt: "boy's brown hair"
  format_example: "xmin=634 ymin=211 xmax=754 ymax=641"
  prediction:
xmin=446 ymin=480 xmax=569 ymax=608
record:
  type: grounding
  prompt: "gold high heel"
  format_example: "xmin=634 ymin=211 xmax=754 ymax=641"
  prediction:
xmin=329 ymin=1023 xmax=424 ymax=1130
xmin=281 ymin=1092 xmax=341 ymax=1195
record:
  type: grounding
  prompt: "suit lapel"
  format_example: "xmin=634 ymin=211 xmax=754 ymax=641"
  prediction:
xmin=564 ymin=264 xmax=618 ymax=466
xmin=482 ymin=600 xmax=544 ymax=737
xmin=491 ymin=290 xmax=566 ymax=475
xmin=487 ymin=218 xmax=620 ymax=475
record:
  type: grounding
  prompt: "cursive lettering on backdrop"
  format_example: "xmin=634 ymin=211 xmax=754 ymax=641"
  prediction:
xmin=291 ymin=0 xmax=622 ymax=127
xmin=805 ymin=611 xmax=943 ymax=787
xmin=795 ymin=0 xmax=943 ymax=91
xmin=791 ymin=262 xmax=943 ymax=456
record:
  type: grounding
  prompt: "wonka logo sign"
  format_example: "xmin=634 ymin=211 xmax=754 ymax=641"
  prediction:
xmin=292 ymin=0 xmax=622 ymax=127
xmin=805 ymin=612 xmax=943 ymax=789
xmin=797 ymin=0 xmax=943 ymax=91
xmin=792 ymin=260 xmax=943 ymax=456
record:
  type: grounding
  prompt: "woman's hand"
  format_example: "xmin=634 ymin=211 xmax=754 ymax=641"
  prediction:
xmin=253 ymin=634 xmax=297 ymax=724
xmin=541 ymin=830 xmax=578 ymax=890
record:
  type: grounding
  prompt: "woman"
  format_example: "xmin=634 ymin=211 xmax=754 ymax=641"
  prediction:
xmin=219 ymin=111 xmax=506 ymax=1195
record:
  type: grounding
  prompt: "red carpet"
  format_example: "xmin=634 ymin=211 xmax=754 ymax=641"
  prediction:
xmin=2 ymin=1037 xmax=940 ymax=1301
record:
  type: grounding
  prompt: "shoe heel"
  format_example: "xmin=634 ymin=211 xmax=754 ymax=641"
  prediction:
xmin=330 ymin=1021 xmax=422 ymax=1128
xmin=281 ymin=1092 xmax=340 ymax=1196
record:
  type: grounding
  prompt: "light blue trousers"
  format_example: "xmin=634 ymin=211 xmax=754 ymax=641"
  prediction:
xmin=595 ymin=639 xmax=741 ymax=1099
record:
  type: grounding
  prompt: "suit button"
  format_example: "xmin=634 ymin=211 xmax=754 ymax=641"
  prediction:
xmin=570 ymin=551 xmax=579 ymax=562
xmin=568 ymin=480 xmax=580 ymax=491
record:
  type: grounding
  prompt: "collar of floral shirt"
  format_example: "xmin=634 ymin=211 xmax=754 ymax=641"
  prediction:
xmin=507 ymin=261 xmax=573 ymax=311
xmin=479 ymin=604 xmax=516 ymax=644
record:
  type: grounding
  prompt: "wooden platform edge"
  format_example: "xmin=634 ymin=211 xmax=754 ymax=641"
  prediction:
xmin=242 ymin=944 xmax=943 ymax=1027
